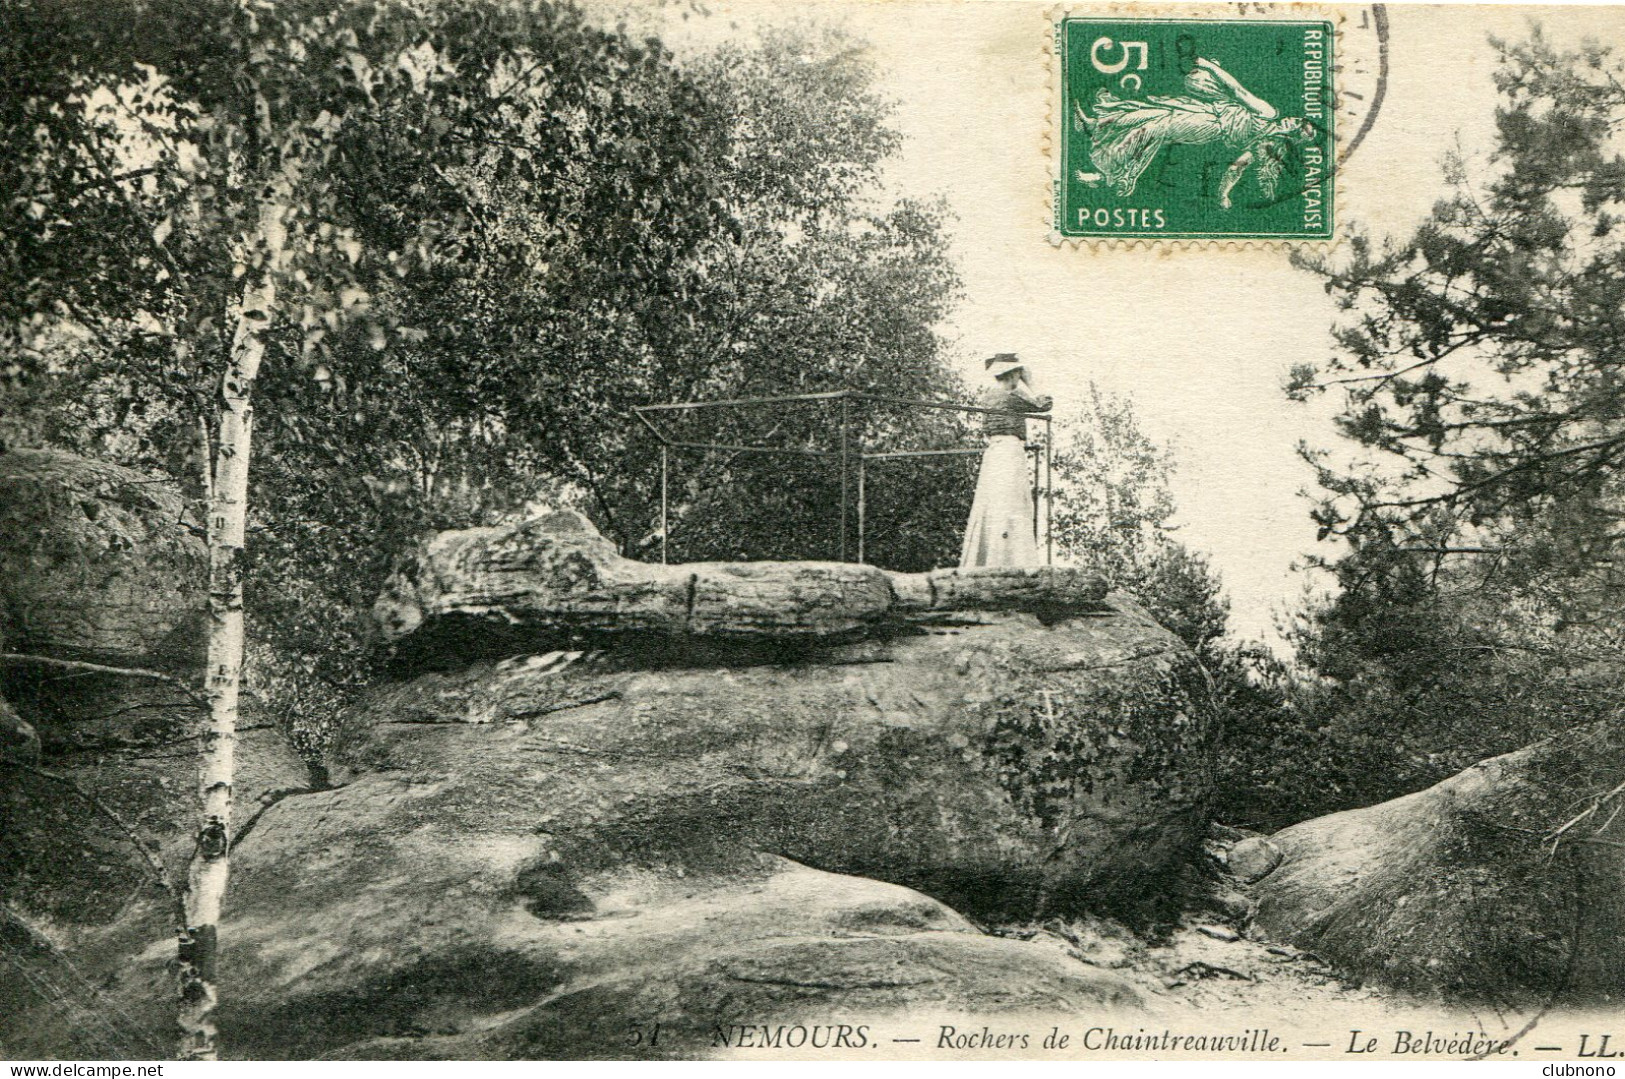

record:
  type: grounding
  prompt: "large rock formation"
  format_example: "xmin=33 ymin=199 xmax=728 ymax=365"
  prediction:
xmin=4 ymin=502 xmax=1210 ymax=1059
xmin=0 ymin=450 xmax=312 ymax=1058
xmin=174 ymin=513 xmax=1198 ymax=1058
xmin=352 ymin=512 xmax=1203 ymax=926
xmin=1249 ymin=719 xmax=1625 ymax=1005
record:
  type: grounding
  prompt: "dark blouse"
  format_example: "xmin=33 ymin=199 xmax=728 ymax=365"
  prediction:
xmin=981 ymin=386 xmax=1053 ymax=440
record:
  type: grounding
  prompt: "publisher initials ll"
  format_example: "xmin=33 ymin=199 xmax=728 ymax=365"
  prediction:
xmin=1578 ymin=1036 xmax=1621 ymax=1058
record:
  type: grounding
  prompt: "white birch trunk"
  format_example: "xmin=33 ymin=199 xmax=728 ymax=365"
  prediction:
xmin=177 ymin=201 xmax=283 ymax=1060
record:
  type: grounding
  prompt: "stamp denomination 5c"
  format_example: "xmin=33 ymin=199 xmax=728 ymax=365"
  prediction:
xmin=1053 ymin=11 xmax=1335 ymax=242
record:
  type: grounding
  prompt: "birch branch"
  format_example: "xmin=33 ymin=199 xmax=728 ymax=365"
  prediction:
xmin=0 ymin=653 xmax=208 ymax=711
xmin=2 ymin=761 xmax=186 ymax=925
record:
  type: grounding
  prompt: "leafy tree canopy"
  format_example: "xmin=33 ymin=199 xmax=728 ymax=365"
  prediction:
xmin=1050 ymin=383 xmax=1229 ymax=654
xmin=1 ymin=1 xmax=967 ymax=756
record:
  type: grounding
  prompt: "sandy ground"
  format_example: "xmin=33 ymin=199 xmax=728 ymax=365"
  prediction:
xmin=997 ymin=912 xmax=1385 ymax=1019
xmin=987 ymin=902 xmax=1559 ymax=1058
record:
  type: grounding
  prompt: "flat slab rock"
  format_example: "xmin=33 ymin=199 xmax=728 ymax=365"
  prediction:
xmin=374 ymin=509 xmax=1110 ymax=646
xmin=219 ymin=855 xmax=1143 ymax=1060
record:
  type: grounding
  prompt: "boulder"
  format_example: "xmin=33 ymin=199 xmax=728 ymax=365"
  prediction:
xmin=0 ymin=449 xmax=204 ymax=668
xmin=339 ymin=583 xmax=1204 ymax=922
xmin=0 ymin=447 xmax=221 ymax=770
xmin=1250 ymin=719 xmax=1625 ymax=1004
xmin=1225 ymin=836 xmax=1282 ymax=884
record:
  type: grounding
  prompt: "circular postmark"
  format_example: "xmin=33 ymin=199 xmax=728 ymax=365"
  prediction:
xmin=1335 ymin=4 xmax=1389 ymax=167
xmin=1216 ymin=2 xmax=1389 ymax=215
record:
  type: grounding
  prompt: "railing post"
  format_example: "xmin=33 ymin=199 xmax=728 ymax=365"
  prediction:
xmin=1032 ymin=441 xmax=1042 ymax=544
xmin=660 ymin=444 xmax=669 ymax=565
xmin=1044 ymin=417 xmax=1054 ymax=566
xmin=857 ymin=456 xmax=866 ymax=565
xmin=839 ymin=395 xmax=850 ymax=562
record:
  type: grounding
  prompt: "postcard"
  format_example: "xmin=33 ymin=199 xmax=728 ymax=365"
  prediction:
xmin=1 ymin=0 xmax=1622 ymax=1064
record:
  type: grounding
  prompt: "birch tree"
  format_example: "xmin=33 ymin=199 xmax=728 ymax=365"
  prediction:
xmin=1 ymin=0 xmax=722 ymax=1056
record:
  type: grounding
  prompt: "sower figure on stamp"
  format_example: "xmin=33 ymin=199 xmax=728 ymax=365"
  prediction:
xmin=1074 ymin=33 xmax=1318 ymax=208
xmin=960 ymin=354 xmax=1051 ymax=569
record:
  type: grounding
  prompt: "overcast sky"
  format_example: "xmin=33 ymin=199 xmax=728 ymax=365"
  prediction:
xmin=628 ymin=1 xmax=1625 ymax=645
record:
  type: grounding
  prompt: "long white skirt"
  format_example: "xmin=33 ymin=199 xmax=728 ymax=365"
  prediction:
xmin=959 ymin=435 xmax=1038 ymax=568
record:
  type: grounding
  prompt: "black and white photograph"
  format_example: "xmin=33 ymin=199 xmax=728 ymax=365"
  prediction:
xmin=1 ymin=0 xmax=1623 ymax=1064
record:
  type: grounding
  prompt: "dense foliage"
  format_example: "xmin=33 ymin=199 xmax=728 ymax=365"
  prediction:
xmin=0 ymin=2 xmax=967 ymax=759
xmin=1046 ymin=384 xmax=1286 ymax=836
xmin=1258 ymin=30 xmax=1625 ymax=823
xmin=1049 ymin=384 xmax=1229 ymax=654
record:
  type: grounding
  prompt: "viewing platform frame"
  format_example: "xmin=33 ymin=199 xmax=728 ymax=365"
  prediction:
xmin=631 ymin=389 xmax=1054 ymax=566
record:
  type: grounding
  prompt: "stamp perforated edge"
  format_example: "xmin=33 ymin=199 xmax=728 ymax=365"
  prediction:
xmin=1043 ymin=2 xmax=1371 ymax=251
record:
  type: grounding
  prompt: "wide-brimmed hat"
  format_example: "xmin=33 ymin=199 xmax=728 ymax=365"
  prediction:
xmin=984 ymin=353 xmax=1026 ymax=379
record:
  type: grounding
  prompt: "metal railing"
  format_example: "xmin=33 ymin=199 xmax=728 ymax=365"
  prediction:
xmin=631 ymin=389 xmax=1053 ymax=566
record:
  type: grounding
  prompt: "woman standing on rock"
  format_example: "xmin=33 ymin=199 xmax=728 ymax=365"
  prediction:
xmin=960 ymin=354 xmax=1051 ymax=569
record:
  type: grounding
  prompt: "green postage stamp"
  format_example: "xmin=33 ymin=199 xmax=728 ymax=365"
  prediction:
xmin=1053 ymin=13 xmax=1335 ymax=242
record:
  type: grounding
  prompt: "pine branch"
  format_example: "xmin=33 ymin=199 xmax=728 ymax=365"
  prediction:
xmin=1548 ymin=777 xmax=1625 ymax=853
